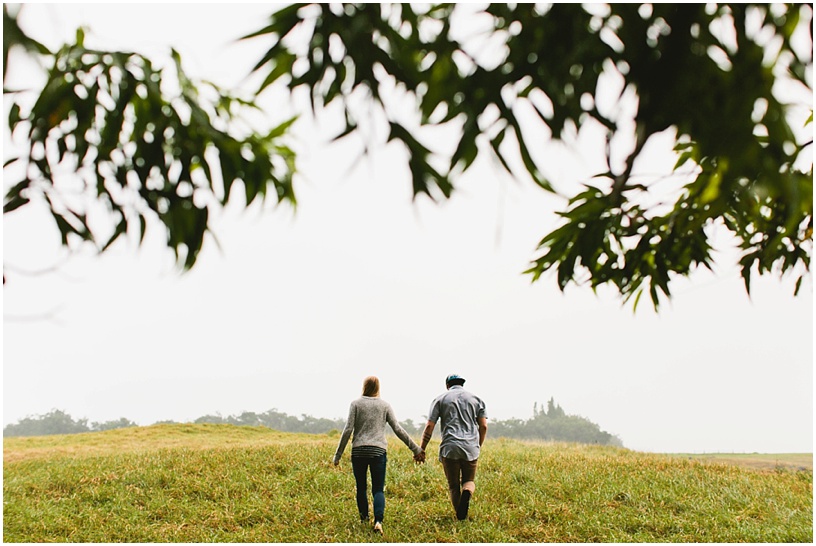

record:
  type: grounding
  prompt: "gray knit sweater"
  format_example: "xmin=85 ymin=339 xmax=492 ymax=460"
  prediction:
xmin=333 ymin=396 xmax=421 ymax=463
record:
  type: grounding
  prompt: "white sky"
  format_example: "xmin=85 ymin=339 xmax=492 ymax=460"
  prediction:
xmin=2 ymin=3 xmax=813 ymax=454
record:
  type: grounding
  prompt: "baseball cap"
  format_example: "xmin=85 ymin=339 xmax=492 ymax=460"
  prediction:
xmin=445 ymin=374 xmax=466 ymax=386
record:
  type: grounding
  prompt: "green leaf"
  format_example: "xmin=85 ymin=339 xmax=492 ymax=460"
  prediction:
xmin=3 ymin=194 xmax=29 ymax=214
xmin=8 ymin=102 xmax=21 ymax=131
xmin=138 ymin=214 xmax=147 ymax=246
xmin=3 ymin=157 xmax=21 ymax=169
xmin=53 ymin=214 xmax=73 ymax=246
xmin=450 ymin=124 xmax=478 ymax=173
xmin=632 ymin=289 xmax=644 ymax=313
xmin=488 ymin=129 xmax=514 ymax=175
xmin=266 ymin=116 xmax=297 ymax=140
xmin=256 ymin=51 xmax=296 ymax=94
xmin=101 ymin=217 xmax=127 ymax=252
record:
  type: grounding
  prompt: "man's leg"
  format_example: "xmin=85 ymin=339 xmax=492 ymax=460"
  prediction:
xmin=440 ymin=457 xmax=462 ymax=510
xmin=457 ymin=459 xmax=478 ymax=520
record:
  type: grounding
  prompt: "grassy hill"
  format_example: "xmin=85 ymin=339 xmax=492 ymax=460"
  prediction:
xmin=3 ymin=424 xmax=812 ymax=542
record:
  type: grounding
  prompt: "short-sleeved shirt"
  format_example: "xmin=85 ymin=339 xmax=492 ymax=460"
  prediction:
xmin=428 ymin=385 xmax=487 ymax=461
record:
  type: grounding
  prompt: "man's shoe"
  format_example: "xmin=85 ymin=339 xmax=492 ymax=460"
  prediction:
xmin=373 ymin=521 xmax=383 ymax=534
xmin=456 ymin=490 xmax=471 ymax=520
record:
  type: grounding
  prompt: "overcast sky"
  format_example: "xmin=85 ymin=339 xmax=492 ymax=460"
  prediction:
xmin=3 ymin=3 xmax=813 ymax=454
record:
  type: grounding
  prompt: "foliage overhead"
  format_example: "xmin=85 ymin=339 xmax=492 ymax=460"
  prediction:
xmin=4 ymin=4 xmax=812 ymax=308
xmin=244 ymin=3 xmax=812 ymax=308
xmin=3 ymin=5 xmax=296 ymax=271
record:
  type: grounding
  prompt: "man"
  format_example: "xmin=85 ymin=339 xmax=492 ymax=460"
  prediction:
xmin=416 ymin=374 xmax=487 ymax=520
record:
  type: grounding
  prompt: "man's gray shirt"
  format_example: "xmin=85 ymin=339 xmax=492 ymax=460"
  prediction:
xmin=428 ymin=385 xmax=487 ymax=461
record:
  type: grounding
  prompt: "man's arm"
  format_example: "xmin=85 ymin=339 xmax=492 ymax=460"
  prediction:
xmin=420 ymin=420 xmax=435 ymax=451
xmin=412 ymin=420 xmax=435 ymax=463
xmin=478 ymin=417 xmax=487 ymax=447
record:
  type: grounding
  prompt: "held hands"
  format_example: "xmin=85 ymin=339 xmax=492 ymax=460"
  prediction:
xmin=413 ymin=450 xmax=426 ymax=464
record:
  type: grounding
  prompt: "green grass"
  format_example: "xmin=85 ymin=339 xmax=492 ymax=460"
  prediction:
xmin=4 ymin=424 xmax=812 ymax=542
xmin=672 ymin=452 xmax=812 ymax=472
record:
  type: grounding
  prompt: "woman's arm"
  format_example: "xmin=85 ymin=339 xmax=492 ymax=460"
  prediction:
xmin=333 ymin=403 xmax=356 ymax=464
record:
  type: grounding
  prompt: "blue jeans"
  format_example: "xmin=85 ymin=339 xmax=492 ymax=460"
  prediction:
xmin=351 ymin=453 xmax=387 ymax=522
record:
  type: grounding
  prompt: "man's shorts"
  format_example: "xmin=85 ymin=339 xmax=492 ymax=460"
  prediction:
xmin=441 ymin=456 xmax=478 ymax=488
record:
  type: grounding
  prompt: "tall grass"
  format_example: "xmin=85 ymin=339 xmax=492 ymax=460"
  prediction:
xmin=4 ymin=424 xmax=812 ymax=542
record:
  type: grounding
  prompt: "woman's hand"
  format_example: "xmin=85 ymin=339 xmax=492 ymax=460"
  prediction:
xmin=413 ymin=450 xmax=426 ymax=464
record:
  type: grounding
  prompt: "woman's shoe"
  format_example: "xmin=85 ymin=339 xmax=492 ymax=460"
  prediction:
xmin=373 ymin=521 xmax=383 ymax=534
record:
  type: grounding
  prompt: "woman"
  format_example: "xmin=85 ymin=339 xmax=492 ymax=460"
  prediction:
xmin=333 ymin=376 xmax=422 ymax=534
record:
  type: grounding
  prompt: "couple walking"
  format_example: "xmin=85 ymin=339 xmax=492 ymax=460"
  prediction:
xmin=332 ymin=374 xmax=488 ymax=534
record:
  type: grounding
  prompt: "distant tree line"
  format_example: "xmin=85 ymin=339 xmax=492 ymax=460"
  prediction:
xmin=190 ymin=409 xmax=346 ymax=434
xmin=2 ymin=410 xmax=138 ymax=437
xmin=3 ymin=400 xmax=622 ymax=447
xmin=489 ymin=398 xmax=623 ymax=447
